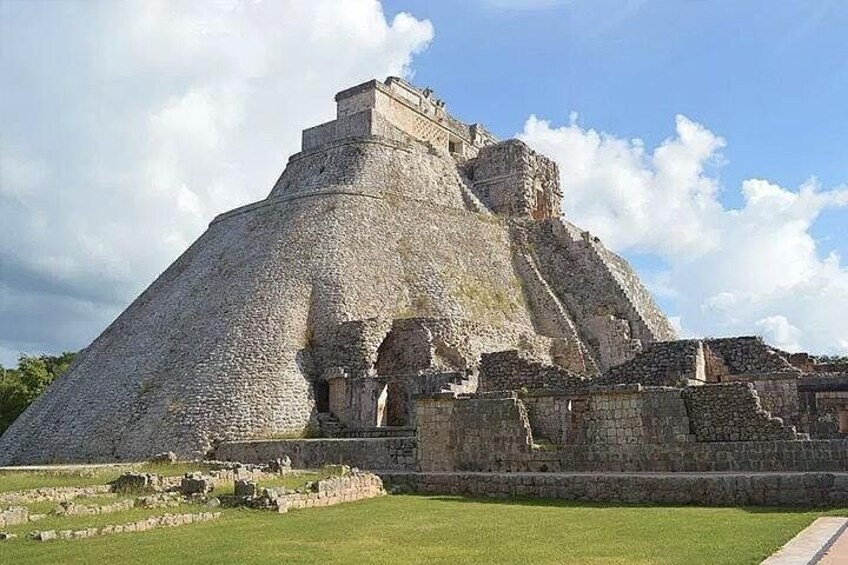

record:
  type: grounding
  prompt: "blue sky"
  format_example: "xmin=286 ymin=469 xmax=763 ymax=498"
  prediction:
xmin=385 ymin=0 xmax=847 ymax=249
xmin=1 ymin=0 xmax=846 ymax=364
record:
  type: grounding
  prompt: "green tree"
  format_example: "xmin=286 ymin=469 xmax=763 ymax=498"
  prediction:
xmin=0 ymin=351 xmax=77 ymax=435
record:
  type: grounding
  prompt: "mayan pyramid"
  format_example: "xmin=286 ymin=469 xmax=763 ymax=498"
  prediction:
xmin=0 ymin=78 xmax=677 ymax=463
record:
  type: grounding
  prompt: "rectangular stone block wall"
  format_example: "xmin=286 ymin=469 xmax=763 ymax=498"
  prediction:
xmin=415 ymin=396 xmax=456 ymax=472
xmin=586 ymin=389 xmax=690 ymax=445
xmin=747 ymin=376 xmax=800 ymax=425
xmin=214 ymin=438 xmax=416 ymax=471
xmin=682 ymin=383 xmax=799 ymax=442
xmin=380 ymin=471 xmax=848 ymax=507
xmin=519 ymin=439 xmax=848 ymax=473
xmin=523 ymin=388 xmax=690 ymax=446
xmin=416 ymin=393 xmax=534 ymax=472
xmin=599 ymin=340 xmax=705 ymax=387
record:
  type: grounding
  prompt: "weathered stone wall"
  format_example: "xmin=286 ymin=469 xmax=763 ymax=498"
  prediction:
xmin=214 ymin=438 xmax=416 ymax=471
xmin=682 ymin=383 xmax=799 ymax=442
xmin=518 ymin=439 xmax=848 ymax=473
xmin=466 ymin=140 xmax=562 ymax=220
xmin=478 ymin=350 xmax=587 ymax=393
xmin=412 ymin=387 xmax=843 ymax=474
xmin=312 ymin=78 xmax=493 ymax=158
xmin=279 ymin=472 xmax=384 ymax=511
xmin=742 ymin=376 xmax=800 ymax=425
xmin=381 ymin=470 xmax=848 ymax=507
xmin=599 ymin=340 xmax=705 ymax=387
xmin=416 ymin=393 xmax=534 ymax=472
xmin=794 ymin=374 xmax=848 ymax=438
xmin=704 ymin=337 xmax=800 ymax=378
xmin=523 ymin=387 xmax=691 ymax=446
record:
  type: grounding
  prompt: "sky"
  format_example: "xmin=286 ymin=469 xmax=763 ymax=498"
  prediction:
xmin=1 ymin=0 xmax=846 ymax=365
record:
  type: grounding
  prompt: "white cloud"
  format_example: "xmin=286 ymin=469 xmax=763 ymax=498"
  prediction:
xmin=0 ymin=0 xmax=432 ymax=364
xmin=521 ymin=115 xmax=848 ymax=355
xmin=755 ymin=315 xmax=802 ymax=352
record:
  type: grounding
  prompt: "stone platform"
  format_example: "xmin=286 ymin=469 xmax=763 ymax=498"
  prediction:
xmin=215 ymin=438 xmax=417 ymax=471
xmin=378 ymin=471 xmax=848 ymax=507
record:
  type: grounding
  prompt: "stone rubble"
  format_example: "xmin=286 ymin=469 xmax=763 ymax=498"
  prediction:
xmin=27 ymin=512 xmax=221 ymax=542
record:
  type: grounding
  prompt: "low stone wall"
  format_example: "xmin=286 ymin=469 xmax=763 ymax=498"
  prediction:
xmin=380 ymin=471 xmax=848 ymax=507
xmin=517 ymin=439 xmax=848 ymax=473
xmin=0 ymin=485 xmax=111 ymax=506
xmin=27 ymin=512 xmax=221 ymax=541
xmin=214 ymin=438 xmax=416 ymax=471
xmin=281 ymin=473 xmax=384 ymax=511
xmin=338 ymin=427 xmax=417 ymax=439
xmin=682 ymin=383 xmax=799 ymax=441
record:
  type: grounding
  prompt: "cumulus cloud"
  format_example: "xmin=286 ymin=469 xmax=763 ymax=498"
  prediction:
xmin=0 ymin=0 xmax=432 ymax=364
xmin=521 ymin=115 xmax=848 ymax=355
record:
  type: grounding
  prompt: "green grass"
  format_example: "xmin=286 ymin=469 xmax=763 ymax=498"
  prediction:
xmin=2 ymin=495 xmax=845 ymax=564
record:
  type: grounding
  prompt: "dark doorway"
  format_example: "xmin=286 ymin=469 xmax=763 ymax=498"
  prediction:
xmin=385 ymin=381 xmax=407 ymax=427
xmin=315 ymin=381 xmax=330 ymax=413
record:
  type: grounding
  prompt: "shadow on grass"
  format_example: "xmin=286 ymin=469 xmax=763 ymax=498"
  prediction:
xmin=402 ymin=493 xmax=845 ymax=515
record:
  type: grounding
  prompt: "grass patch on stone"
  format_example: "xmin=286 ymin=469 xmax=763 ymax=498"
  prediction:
xmin=23 ymin=493 xmax=125 ymax=515
xmin=0 ymin=462 xmax=220 ymax=493
xmin=258 ymin=468 xmax=347 ymax=492
xmin=2 ymin=501 xmax=203 ymax=538
xmin=2 ymin=494 xmax=847 ymax=564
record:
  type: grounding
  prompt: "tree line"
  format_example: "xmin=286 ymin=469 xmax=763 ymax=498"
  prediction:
xmin=0 ymin=352 xmax=77 ymax=435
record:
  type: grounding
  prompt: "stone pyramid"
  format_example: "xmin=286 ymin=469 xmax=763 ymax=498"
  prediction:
xmin=0 ymin=78 xmax=676 ymax=463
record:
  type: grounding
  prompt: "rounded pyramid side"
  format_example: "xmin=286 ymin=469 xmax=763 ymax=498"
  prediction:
xmin=0 ymin=139 xmax=539 ymax=463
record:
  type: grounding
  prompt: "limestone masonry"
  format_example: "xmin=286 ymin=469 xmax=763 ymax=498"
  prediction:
xmin=0 ymin=78 xmax=845 ymax=476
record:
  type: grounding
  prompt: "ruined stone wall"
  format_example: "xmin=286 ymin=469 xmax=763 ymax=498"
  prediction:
xmin=704 ymin=337 xmax=800 ymax=378
xmin=599 ymin=340 xmax=705 ymax=387
xmin=466 ymin=140 xmax=561 ymax=219
xmin=741 ymin=376 xmax=800 ymax=426
xmin=281 ymin=472 xmax=385 ymax=510
xmin=682 ymin=383 xmax=799 ymax=442
xmin=214 ymin=438 xmax=416 ymax=471
xmin=411 ymin=387 xmax=843 ymax=474
xmin=416 ymin=393 xmax=534 ymax=472
xmin=478 ymin=350 xmax=587 ymax=393
xmin=795 ymin=374 xmax=848 ymax=438
xmin=523 ymin=387 xmax=691 ymax=446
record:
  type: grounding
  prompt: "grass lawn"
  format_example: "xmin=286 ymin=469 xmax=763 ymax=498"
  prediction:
xmin=2 ymin=495 xmax=845 ymax=565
